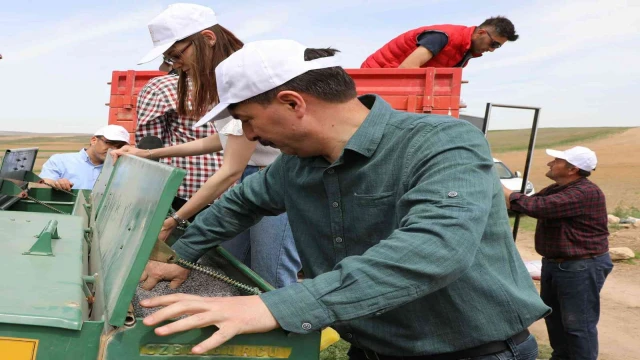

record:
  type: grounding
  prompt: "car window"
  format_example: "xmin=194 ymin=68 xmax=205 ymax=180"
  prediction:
xmin=494 ymin=162 xmax=515 ymax=179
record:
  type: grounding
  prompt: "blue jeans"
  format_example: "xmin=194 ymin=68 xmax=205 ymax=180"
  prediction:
xmin=541 ymin=253 xmax=613 ymax=360
xmin=347 ymin=335 xmax=539 ymax=360
xmin=220 ymin=166 xmax=301 ymax=288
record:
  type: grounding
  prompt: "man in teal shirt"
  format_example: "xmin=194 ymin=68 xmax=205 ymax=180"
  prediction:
xmin=139 ymin=40 xmax=549 ymax=359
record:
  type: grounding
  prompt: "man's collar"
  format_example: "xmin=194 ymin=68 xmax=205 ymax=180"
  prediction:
xmin=553 ymin=176 xmax=587 ymax=189
xmin=80 ymin=148 xmax=90 ymax=162
xmin=342 ymin=95 xmax=391 ymax=158
xmin=80 ymin=148 xmax=102 ymax=166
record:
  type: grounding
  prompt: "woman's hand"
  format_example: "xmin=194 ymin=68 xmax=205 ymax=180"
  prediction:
xmin=159 ymin=217 xmax=179 ymax=243
xmin=110 ymin=145 xmax=152 ymax=162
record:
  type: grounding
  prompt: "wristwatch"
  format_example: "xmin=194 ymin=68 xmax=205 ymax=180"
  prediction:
xmin=169 ymin=212 xmax=188 ymax=227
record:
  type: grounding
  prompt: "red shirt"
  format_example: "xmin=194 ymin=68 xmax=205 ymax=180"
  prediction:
xmin=509 ymin=177 xmax=609 ymax=258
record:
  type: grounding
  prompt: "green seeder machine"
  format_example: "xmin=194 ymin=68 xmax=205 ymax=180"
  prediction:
xmin=0 ymin=148 xmax=329 ymax=359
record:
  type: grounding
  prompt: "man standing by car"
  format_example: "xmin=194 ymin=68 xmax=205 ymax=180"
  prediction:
xmin=361 ymin=16 xmax=518 ymax=69
xmin=504 ymin=146 xmax=612 ymax=360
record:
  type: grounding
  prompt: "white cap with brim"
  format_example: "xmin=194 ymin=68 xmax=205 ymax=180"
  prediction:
xmin=138 ymin=3 xmax=218 ymax=65
xmin=546 ymin=146 xmax=597 ymax=172
xmin=193 ymin=39 xmax=340 ymax=128
xmin=94 ymin=125 xmax=131 ymax=144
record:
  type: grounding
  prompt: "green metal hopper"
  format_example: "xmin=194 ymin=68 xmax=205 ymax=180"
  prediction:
xmin=0 ymin=153 xmax=321 ymax=359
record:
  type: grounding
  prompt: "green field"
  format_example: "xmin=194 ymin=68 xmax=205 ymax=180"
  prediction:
xmin=0 ymin=135 xmax=90 ymax=145
xmin=0 ymin=134 xmax=90 ymax=172
xmin=487 ymin=127 xmax=629 ymax=153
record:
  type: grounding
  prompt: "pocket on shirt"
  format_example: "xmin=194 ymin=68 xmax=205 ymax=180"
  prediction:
xmin=350 ymin=192 xmax=397 ymax=244
xmin=353 ymin=191 xmax=395 ymax=207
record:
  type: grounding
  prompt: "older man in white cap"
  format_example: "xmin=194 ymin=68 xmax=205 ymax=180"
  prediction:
xmin=504 ymin=146 xmax=611 ymax=360
xmin=138 ymin=39 xmax=549 ymax=359
xmin=39 ymin=125 xmax=129 ymax=190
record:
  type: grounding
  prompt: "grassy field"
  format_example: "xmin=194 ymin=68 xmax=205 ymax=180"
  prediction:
xmin=0 ymin=127 xmax=630 ymax=173
xmin=487 ymin=127 xmax=630 ymax=153
xmin=0 ymin=134 xmax=90 ymax=173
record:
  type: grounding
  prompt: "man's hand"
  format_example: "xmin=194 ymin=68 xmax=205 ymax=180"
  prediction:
xmin=141 ymin=294 xmax=280 ymax=354
xmin=159 ymin=218 xmax=179 ymax=243
xmin=140 ymin=260 xmax=190 ymax=290
xmin=110 ymin=145 xmax=149 ymax=162
xmin=43 ymin=178 xmax=73 ymax=191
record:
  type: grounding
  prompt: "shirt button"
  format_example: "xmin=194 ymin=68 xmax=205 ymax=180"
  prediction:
xmin=447 ymin=191 xmax=458 ymax=198
xmin=301 ymin=322 xmax=312 ymax=331
xmin=327 ymin=168 xmax=335 ymax=174
xmin=345 ymin=333 xmax=353 ymax=339
xmin=332 ymin=202 xmax=339 ymax=208
xmin=335 ymin=237 xmax=343 ymax=243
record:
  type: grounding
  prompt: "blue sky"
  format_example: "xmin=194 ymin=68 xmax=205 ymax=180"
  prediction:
xmin=0 ymin=0 xmax=638 ymax=133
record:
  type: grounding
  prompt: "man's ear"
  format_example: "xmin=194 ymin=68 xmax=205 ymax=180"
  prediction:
xmin=275 ymin=91 xmax=306 ymax=115
xmin=90 ymin=136 xmax=98 ymax=146
xmin=568 ymin=165 xmax=580 ymax=175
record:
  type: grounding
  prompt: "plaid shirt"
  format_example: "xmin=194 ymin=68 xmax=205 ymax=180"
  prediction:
xmin=136 ymin=75 xmax=223 ymax=200
xmin=509 ymin=177 xmax=609 ymax=259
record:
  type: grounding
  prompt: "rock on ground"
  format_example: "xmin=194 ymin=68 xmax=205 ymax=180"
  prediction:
xmin=609 ymin=247 xmax=635 ymax=261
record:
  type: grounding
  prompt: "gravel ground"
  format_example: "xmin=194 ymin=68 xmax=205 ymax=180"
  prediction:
xmin=133 ymin=258 xmax=242 ymax=318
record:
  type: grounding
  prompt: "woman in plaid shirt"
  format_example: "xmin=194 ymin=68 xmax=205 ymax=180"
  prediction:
xmin=122 ymin=3 xmax=301 ymax=288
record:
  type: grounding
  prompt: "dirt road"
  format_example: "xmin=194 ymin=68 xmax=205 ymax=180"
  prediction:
xmin=516 ymin=227 xmax=640 ymax=360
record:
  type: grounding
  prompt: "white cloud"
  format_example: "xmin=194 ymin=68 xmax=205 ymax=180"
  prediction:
xmin=228 ymin=7 xmax=291 ymax=40
xmin=1 ymin=6 xmax=164 ymax=63
xmin=466 ymin=0 xmax=640 ymax=72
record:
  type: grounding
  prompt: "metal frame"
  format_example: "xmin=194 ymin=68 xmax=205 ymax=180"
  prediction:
xmin=483 ymin=104 xmax=541 ymax=241
xmin=0 ymin=147 xmax=39 ymax=210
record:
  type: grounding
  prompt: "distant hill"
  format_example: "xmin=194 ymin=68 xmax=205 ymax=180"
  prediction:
xmin=0 ymin=131 xmax=92 ymax=136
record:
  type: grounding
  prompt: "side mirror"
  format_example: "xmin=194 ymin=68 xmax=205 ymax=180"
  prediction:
xmin=515 ymin=171 xmax=522 ymax=178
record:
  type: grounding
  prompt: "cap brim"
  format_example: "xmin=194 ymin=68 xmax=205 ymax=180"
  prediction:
xmin=546 ymin=149 xmax=566 ymax=159
xmin=193 ymin=103 xmax=232 ymax=129
xmin=138 ymin=42 xmax=174 ymax=65
xmin=103 ymin=136 xmax=130 ymax=144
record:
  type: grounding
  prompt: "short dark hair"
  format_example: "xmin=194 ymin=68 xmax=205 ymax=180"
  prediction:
xmin=235 ymin=48 xmax=357 ymax=106
xmin=479 ymin=16 xmax=519 ymax=41
xmin=577 ymin=169 xmax=592 ymax=177
xmin=564 ymin=162 xmax=592 ymax=177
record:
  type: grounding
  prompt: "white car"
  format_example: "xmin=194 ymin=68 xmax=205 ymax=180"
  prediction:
xmin=494 ymin=158 xmax=535 ymax=196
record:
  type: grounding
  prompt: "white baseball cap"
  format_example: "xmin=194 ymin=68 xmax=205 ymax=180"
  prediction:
xmin=94 ymin=125 xmax=130 ymax=144
xmin=193 ymin=39 xmax=340 ymax=128
xmin=546 ymin=146 xmax=597 ymax=171
xmin=138 ymin=3 xmax=218 ymax=65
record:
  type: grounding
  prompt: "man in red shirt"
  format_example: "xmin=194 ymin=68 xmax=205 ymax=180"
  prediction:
xmin=504 ymin=146 xmax=612 ymax=360
xmin=361 ymin=16 xmax=518 ymax=69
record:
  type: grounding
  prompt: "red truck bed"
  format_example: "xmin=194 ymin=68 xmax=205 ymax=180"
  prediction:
xmin=107 ymin=68 xmax=462 ymax=144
